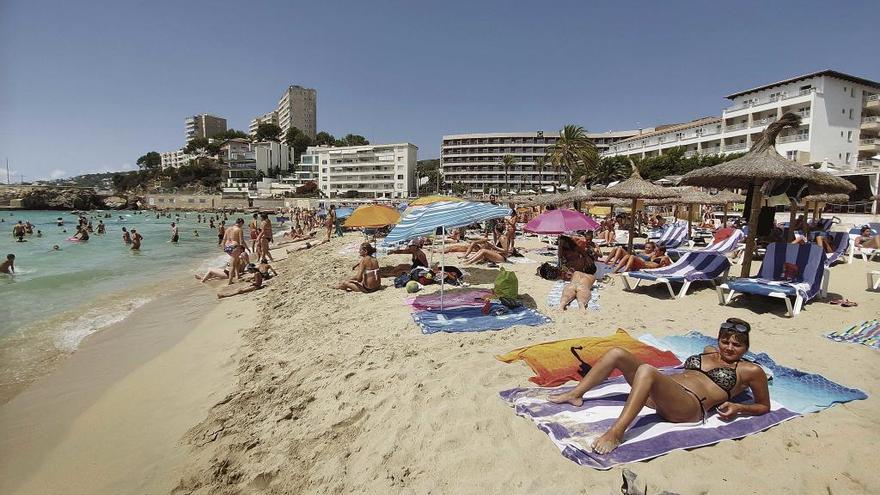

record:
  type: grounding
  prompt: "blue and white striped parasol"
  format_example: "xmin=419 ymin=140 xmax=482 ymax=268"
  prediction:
xmin=380 ymin=201 xmax=511 ymax=248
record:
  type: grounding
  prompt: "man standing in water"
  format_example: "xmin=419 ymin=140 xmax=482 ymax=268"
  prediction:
xmin=259 ymin=213 xmax=274 ymax=262
xmin=131 ymin=229 xmax=143 ymax=250
xmin=13 ymin=221 xmax=26 ymax=242
xmin=122 ymin=227 xmax=132 ymax=245
xmin=1 ymin=254 xmax=14 ymax=274
xmin=217 ymin=221 xmax=226 ymax=246
xmin=170 ymin=222 xmax=180 ymax=243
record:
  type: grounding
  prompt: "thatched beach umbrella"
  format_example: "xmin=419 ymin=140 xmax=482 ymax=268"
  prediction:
xmin=597 ymin=168 xmax=676 ymax=251
xmin=799 ymin=193 xmax=850 ymax=237
xmin=681 ymin=113 xmax=855 ymax=276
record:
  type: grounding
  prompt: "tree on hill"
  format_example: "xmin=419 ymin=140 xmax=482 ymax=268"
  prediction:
xmin=136 ymin=151 xmax=162 ymax=170
xmin=183 ymin=137 xmax=221 ymax=157
xmin=254 ymin=123 xmax=282 ymax=142
xmin=314 ymin=131 xmax=335 ymax=146
xmin=337 ymin=134 xmax=369 ymax=146
xmin=211 ymin=129 xmax=250 ymax=141
xmin=284 ymin=127 xmax=314 ymax=163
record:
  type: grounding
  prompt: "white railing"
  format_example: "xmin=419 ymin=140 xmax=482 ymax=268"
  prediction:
xmin=724 ymin=143 xmax=748 ymax=151
xmin=865 ymin=94 xmax=879 ymax=102
xmin=725 ymin=123 xmax=747 ymax=131
xmin=684 ymin=151 xmax=698 ymax=158
xmin=751 ymin=117 xmax=776 ymax=127
xmin=701 ymin=147 xmax=722 ymax=154
xmin=862 ymin=116 xmax=880 ymax=123
xmin=796 ymin=110 xmax=811 ymax=119
xmin=860 ymin=138 xmax=880 ymax=145
xmin=856 ymin=160 xmax=880 ymax=169
xmin=725 ymin=88 xmax=816 ymax=112
xmin=778 ymin=134 xmax=809 ymax=144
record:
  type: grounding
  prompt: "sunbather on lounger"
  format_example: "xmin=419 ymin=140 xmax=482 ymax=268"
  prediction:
xmin=612 ymin=245 xmax=671 ymax=273
xmin=550 ymin=318 xmax=770 ymax=454
xmin=814 ymin=233 xmax=839 ymax=254
xmin=603 ymin=242 xmax=655 ymax=266
xmin=855 ymin=226 xmax=880 ymax=249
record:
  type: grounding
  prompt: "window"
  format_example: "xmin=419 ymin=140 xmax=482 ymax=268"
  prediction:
xmin=786 ymin=151 xmax=797 ymax=160
xmin=843 ymin=86 xmax=847 ymax=93
xmin=851 ymin=87 xmax=855 ymax=97
xmin=845 ymin=152 xmax=851 ymax=164
xmin=847 ymin=131 xmax=853 ymax=143
xmin=842 ymin=109 xmax=846 ymax=115
xmin=849 ymin=108 xmax=853 ymax=119
xmin=397 ymin=174 xmax=404 ymax=180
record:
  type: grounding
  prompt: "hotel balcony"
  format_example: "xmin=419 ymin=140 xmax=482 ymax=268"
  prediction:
xmin=861 ymin=116 xmax=880 ymax=132
xmin=723 ymin=143 xmax=748 ymax=151
xmin=724 ymin=88 xmax=817 ymax=114
xmin=855 ymin=159 xmax=880 ymax=170
xmin=778 ymin=134 xmax=809 ymax=144
xmin=859 ymin=138 xmax=880 ymax=153
xmin=750 ymin=117 xmax=777 ymax=128
xmin=724 ymin=123 xmax=748 ymax=132
xmin=864 ymin=94 xmax=879 ymax=110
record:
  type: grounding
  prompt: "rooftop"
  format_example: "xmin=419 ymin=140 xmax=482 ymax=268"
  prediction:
xmin=725 ymin=69 xmax=880 ymax=100
xmin=612 ymin=117 xmax=721 ymax=145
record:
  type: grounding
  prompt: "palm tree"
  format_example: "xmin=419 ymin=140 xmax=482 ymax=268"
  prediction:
xmin=501 ymin=154 xmax=516 ymax=194
xmin=535 ymin=156 xmax=546 ymax=192
xmin=546 ymin=125 xmax=599 ymax=188
xmin=591 ymin=157 xmax=631 ymax=185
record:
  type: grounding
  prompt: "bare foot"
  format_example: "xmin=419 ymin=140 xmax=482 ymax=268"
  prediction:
xmin=548 ymin=392 xmax=584 ymax=407
xmin=592 ymin=429 xmax=623 ymax=454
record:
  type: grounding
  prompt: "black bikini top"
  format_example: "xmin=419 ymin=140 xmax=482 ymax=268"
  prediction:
xmin=683 ymin=352 xmax=740 ymax=399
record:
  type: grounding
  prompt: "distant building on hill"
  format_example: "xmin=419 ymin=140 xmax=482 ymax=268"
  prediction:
xmin=253 ymin=141 xmax=292 ymax=176
xmin=159 ymin=149 xmax=194 ymax=169
xmin=185 ymin=114 xmax=227 ymax=142
xmin=302 ymin=143 xmax=417 ymax=199
xmin=440 ymin=130 xmax=642 ymax=194
xmin=249 ymin=85 xmax=317 ymax=138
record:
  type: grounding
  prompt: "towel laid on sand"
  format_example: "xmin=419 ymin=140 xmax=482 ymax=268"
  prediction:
xmin=405 ymin=288 xmax=494 ymax=311
xmin=546 ymin=280 xmax=602 ymax=311
xmin=639 ymin=331 xmax=867 ymax=413
xmin=500 ymin=375 xmax=799 ymax=470
xmin=413 ymin=303 xmax=551 ymax=334
xmin=825 ymin=319 xmax=880 ymax=350
xmin=496 ymin=329 xmax=680 ymax=386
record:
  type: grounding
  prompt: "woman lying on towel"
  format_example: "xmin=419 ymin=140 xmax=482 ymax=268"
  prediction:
xmin=335 ymin=242 xmax=381 ymax=293
xmin=611 ymin=245 xmax=671 ymax=273
xmin=550 ymin=318 xmax=770 ymax=454
xmin=557 ymin=235 xmax=597 ymax=311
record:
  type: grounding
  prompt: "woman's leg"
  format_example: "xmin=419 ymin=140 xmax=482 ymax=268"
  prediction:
xmin=559 ymin=284 xmax=577 ymax=310
xmin=573 ymin=273 xmax=596 ymax=310
xmin=592 ymin=365 xmax=702 ymax=454
xmin=549 ymin=347 xmax=644 ymax=406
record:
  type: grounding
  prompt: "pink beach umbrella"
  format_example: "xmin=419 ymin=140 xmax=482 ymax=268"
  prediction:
xmin=524 ymin=208 xmax=600 ymax=234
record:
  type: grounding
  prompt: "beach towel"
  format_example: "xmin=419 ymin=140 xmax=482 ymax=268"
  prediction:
xmin=506 ymin=256 xmax=537 ymax=264
xmin=546 ymin=280 xmax=602 ymax=311
xmin=405 ymin=288 xmax=494 ymax=311
xmin=337 ymin=242 xmax=360 ymax=255
xmin=825 ymin=319 xmax=880 ymax=350
xmin=496 ymin=329 xmax=681 ymax=386
xmin=500 ymin=376 xmax=799 ymax=470
xmin=412 ymin=303 xmax=551 ymax=334
xmin=639 ymin=331 xmax=867 ymax=413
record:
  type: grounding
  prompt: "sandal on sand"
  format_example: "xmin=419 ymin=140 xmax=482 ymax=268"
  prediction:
xmin=830 ymin=299 xmax=844 ymax=305
xmin=841 ymin=300 xmax=858 ymax=308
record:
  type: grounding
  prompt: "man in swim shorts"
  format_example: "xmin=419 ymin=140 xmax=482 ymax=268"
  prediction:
xmin=131 ymin=229 xmax=143 ymax=250
xmin=170 ymin=222 xmax=179 ymax=243
xmin=1 ymin=254 xmax=14 ymax=274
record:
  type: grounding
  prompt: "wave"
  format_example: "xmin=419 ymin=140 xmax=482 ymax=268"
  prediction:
xmin=54 ymin=297 xmax=153 ymax=351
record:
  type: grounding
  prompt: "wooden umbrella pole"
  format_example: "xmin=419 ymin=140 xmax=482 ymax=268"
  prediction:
xmin=687 ymin=203 xmax=693 ymax=239
xmin=722 ymin=202 xmax=729 ymax=227
xmin=804 ymin=200 xmax=813 ymax=239
xmin=786 ymin=198 xmax=798 ymax=243
xmin=627 ymin=198 xmax=637 ymax=252
xmin=741 ymin=183 xmax=763 ymax=278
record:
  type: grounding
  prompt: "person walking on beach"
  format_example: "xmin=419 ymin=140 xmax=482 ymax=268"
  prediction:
xmin=1 ymin=254 xmax=14 ymax=274
xmin=324 ymin=206 xmax=336 ymax=242
xmin=259 ymin=213 xmax=274 ymax=262
xmin=170 ymin=222 xmax=180 ymax=243
xmin=122 ymin=227 xmax=132 ymax=245
xmin=249 ymin=213 xmax=260 ymax=254
xmin=130 ymin=229 xmax=143 ymax=250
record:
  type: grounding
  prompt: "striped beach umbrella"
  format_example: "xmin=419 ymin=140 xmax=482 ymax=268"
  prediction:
xmin=381 ymin=201 xmax=511 ymax=247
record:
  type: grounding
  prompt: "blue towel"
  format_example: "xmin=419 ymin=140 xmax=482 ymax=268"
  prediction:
xmin=412 ymin=303 xmax=551 ymax=334
xmin=639 ymin=331 xmax=867 ymax=413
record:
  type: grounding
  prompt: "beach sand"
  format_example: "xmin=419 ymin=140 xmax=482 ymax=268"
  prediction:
xmin=1 ymin=236 xmax=878 ymax=494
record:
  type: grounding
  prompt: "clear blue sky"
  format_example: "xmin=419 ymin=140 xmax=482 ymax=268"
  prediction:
xmin=1 ymin=0 xmax=876 ymax=181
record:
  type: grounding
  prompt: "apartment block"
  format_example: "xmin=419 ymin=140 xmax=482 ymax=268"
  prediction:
xmin=303 ymin=143 xmax=418 ymax=199
xmin=185 ymin=114 xmax=227 ymax=142
xmin=159 ymin=149 xmax=194 ymax=169
xmin=604 ymin=70 xmax=880 ymax=171
xmin=253 ymin=141 xmax=292 ymax=175
xmin=250 ymin=85 xmax=317 ymax=138
xmin=441 ymin=130 xmax=641 ymax=194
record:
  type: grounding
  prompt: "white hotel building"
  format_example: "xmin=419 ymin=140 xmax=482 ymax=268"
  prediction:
xmin=302 ymin=143 xmax=418 ymax=199
xmin=441 ymin=130 xmax=642 ymax=193
xmin=603 ymin=70 xmax=880 ymax=171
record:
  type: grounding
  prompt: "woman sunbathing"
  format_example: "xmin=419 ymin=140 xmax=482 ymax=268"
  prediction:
xmin=550 ymin=318 xmax=770 ymax=454
xmin=557 ymin=235 xmax=597 ymax=311
xmin=855 ymin=226 xmax=880 ymax=249
xmin=603 ymin=241 xmax=655 ymax=266
xmin=335 ymin=242 xmax=381 ymax=293
xmin=612 ymin=245 xmax=671 ymax=273
xmin=813 ymin=233 xmax=839 ymax=254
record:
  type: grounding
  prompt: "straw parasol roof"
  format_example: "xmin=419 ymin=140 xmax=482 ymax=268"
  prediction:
xmin=599 ymin=168 xmax=678 ymax=200
xmin=800 ymin=193 xmax=850 ymax=204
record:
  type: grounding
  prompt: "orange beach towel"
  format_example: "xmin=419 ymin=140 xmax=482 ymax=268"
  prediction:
xmin=496 ymin=329 xmax=681 ymax=387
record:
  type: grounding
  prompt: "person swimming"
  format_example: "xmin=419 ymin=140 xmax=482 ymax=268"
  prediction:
xmin=1 ymin=254 xmax=15 ymax=274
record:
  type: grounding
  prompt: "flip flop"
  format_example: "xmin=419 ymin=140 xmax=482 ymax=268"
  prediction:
xmin=841 ymin=300 xmax=858 ymax=308
xmin=830 ymin=299 xmax=844 ymax=305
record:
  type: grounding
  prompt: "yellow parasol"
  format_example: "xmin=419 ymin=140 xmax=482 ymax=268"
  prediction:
xmin=410 ymin=195 xmax=465 ymax=206
xmin=343 ymin=204 xmax=401 ymax=228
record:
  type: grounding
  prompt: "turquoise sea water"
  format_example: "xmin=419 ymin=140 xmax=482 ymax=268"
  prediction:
xmin=0 ymin=209 xmax=232 ymax=399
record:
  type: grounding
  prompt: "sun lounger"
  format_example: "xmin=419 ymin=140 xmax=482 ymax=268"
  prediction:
xmin=822 ymin=231 xmax=849 ymax=266
xmin=670 ymin=228 xmax=746 ymax=261
xmin=869 ymin=270 xmax=880 ymax=290
xmin=620 ymin=252 xmax=731 ymax=299
xmin=846 ymin=226 xmax=880 ymax=263
xmin=717 ymin=242 xmax=829 ymax=317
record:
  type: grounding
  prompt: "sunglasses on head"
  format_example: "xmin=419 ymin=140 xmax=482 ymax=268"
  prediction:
xmin=720 ymin=321 xmax=749 ymax=333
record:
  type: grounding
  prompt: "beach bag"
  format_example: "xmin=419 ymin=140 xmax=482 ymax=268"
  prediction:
xmin=493 ymin=267 xmax=518 ymax=300
xmin=537 ymin=262 xmax=560 ymax=280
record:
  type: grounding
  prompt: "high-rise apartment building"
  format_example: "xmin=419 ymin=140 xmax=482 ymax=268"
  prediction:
xmin=250 ymin=85 xmax=317 ymax=138
xmin=185 ymin=114 xmax=227 ymax=142
xmin=302 ymin=143 xmax=417 ymax=199
xmin=440 ymin=130 xmax=642 ymax=194
xmin=603 ymin=70 xmax=880 ymax=171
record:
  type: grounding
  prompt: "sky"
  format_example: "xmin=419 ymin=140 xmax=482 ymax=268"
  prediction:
xmin=1 ymin=0 xmax=877 ymax=181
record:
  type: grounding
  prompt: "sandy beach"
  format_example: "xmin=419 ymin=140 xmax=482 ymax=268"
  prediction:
xmin=1 ymin=234 xmax=878 ymax=494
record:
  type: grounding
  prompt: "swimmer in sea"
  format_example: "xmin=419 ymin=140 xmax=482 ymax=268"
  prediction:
xmin=1 ymin=254 xmax=14 ymax=274
xmin=131 ymin=229 xmax=143 ymax=250
xmin=51 ymin=245 xmax=61 ymax=251
xmin=170 ymin=222 xmax=180 ymax=243
xmin=122 ymin=227 xmax=132 ymax=245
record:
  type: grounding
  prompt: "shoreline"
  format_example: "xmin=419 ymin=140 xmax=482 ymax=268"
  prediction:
xmin=0 ymin=278 xmax=251 ymax=494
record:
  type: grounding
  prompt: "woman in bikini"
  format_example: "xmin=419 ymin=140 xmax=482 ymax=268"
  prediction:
xmin=557 ymin=235 xmax=597 ymax=311
xmin=613 ymin=245 xmax=671 ymax=273
xmin=335 ymin=243 xmax=381 ymax=293
xmin=550 ymin=318 xmax=770 ymax=454
xmin=854 ymin=226 xmax=880 ymax=250
xmin=603 ymin=241 xmax=656 ymax=267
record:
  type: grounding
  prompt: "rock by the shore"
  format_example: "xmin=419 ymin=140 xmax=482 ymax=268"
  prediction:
xmin=17 ymin=187 xmax=102 ymax=210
